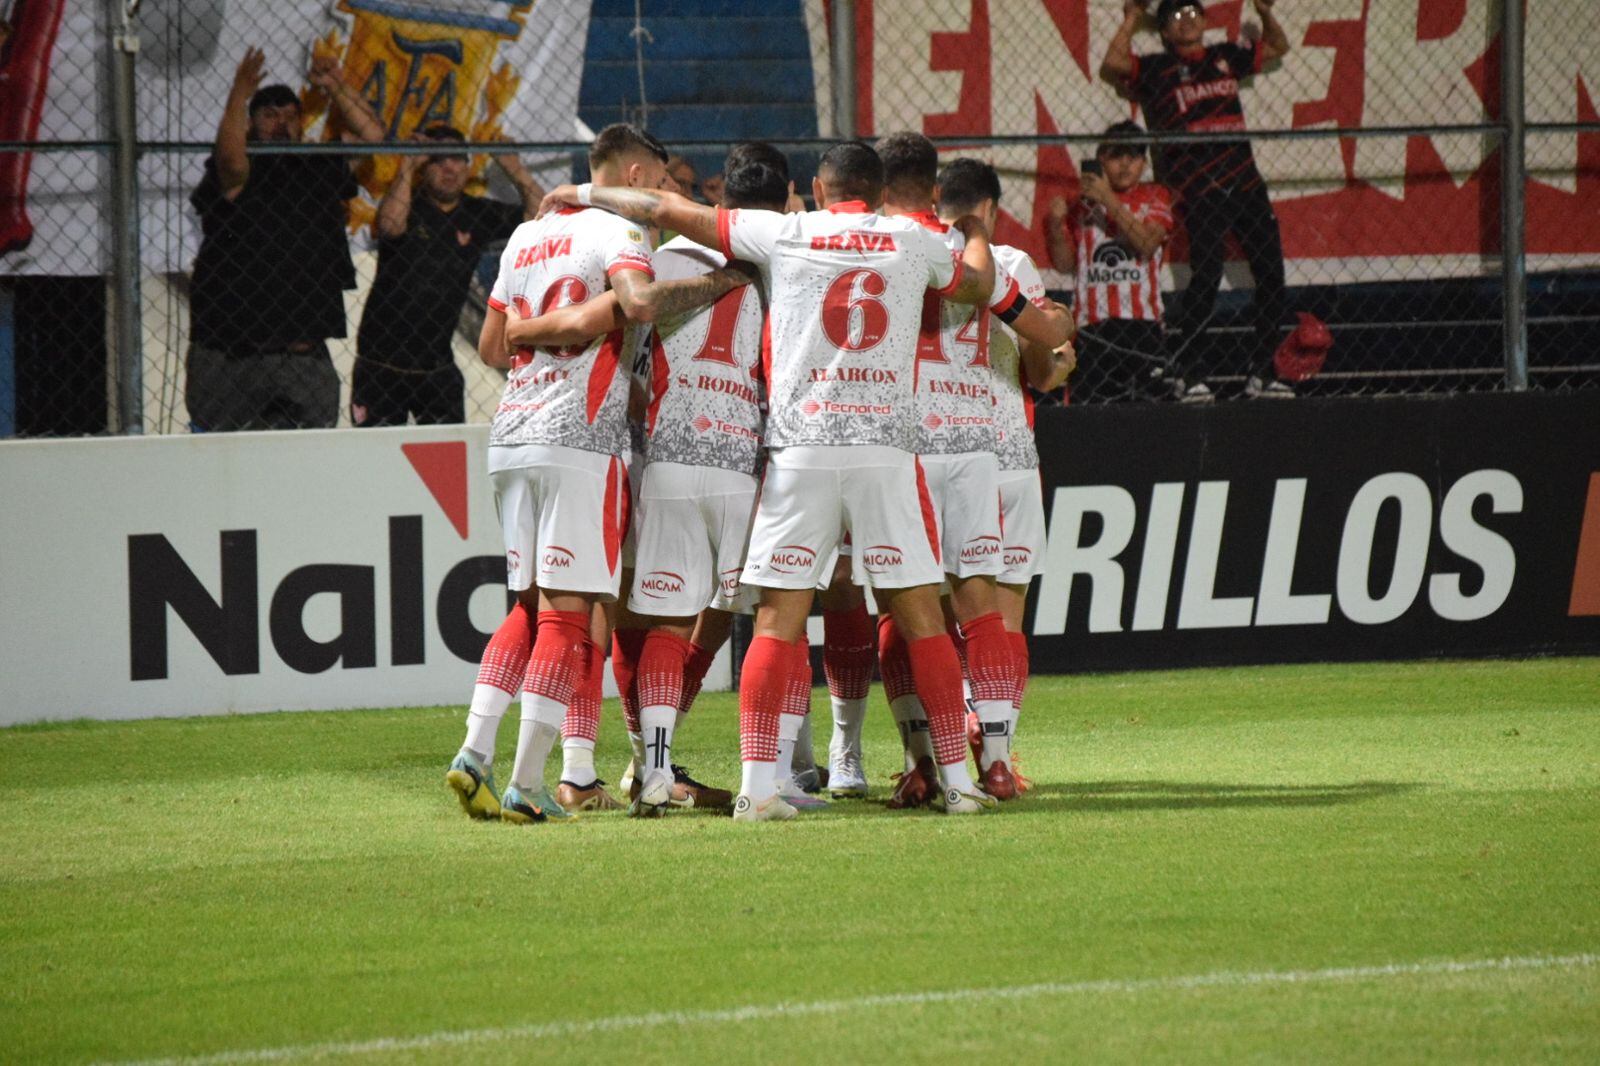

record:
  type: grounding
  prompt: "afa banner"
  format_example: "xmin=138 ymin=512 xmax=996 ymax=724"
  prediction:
xmin=808 ymin=0 xmax=1600 ymax=287
xmin=1024 ymin=390 xmax=1600 ymax=672
xmin=1 ymin=0 xmax=592 ymax=276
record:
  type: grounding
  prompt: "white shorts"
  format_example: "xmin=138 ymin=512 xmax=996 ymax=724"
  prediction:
xmin=997 ymin=467 xmax=1046 ymax=584
xmin=490 ymin=444 xmax=629 ymax=597
xmin=919 ymin=451 xmax=1005 ymax=578
xmin=628 ymin=461 xmax=759 ymax=616
xmin=741 ymin=445 xmax=943 ymax=591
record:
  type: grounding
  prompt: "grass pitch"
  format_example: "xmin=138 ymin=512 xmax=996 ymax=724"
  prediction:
xmin=2 ymin=658 xmax=1598 ymax=1064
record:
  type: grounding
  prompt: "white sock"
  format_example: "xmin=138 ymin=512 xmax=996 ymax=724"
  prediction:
xmin=627 ymin=730 xmax=646 ymax=768
xmin=830 ymin=695 xmax=867 ymax=756
xmin=890 ymin=694 xmax=932 ymax=770
xmin=740 ymin=759 xmax=776 ymax=802
xmin=794 ymin=714 xmax=817 ymax=773
xmin=973 ymin=700 xmax=1013 ymax=771
xmin=775 ymin=711 xmax=804 ymax=787
xmin=510 ymin=693 xmax=565 ymax=792
xmin=561 ymin=738 xmax=597 ymax=788
xmin=640 ymin=704 xmax=676 ymax=775
xmin=939 ymin=758 xmax=976 ymax=793
xmin=463 ymin=683 xmax=517 ymax=765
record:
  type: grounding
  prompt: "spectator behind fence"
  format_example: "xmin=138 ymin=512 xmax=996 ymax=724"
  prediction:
xmin=666 ymin=155 xmax=700 ymax=202
xmin=1102 ymin=0 xmax=1293 ymax=401
xmin=352 ymin=126 xmax=542 ymax=426
xmin=186 ymin=48 xmax=384 ymax=431
xmin=1046 ymin=121 xmax=1174 ymax=403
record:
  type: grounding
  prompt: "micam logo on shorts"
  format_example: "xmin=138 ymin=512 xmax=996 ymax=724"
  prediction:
xmin=540 ymin=546 xmax=575 ymax=570
xmin=960 ymin=535 xmax=1001 ymax=563
xmin=861 ymin=544 xmax=904 ymax=572
xmin=1003 ymin=545 xmax=1033 ymax=569
xmin=637 ymin=570 xmax=687 ymax=597
xmin=768 ymin=545 xmax=817 ymax=573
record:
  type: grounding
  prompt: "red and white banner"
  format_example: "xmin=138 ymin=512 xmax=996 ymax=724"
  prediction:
xmin=812 ymin=0 xmax=1600 ymax=286
xmin=0 ymin=0 xmax=592 ymax=277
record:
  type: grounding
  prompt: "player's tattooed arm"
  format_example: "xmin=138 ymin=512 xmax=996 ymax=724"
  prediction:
xmin=504 ymin=292 xmax=626 ymax=350
xmin=537 ymin=186 xmax=723 ymax=252
xmin=609 ymin=262 xmax=755 ymax=324
xmin=478 ymin=306 xmax=511 ymax=369
xmin=1100 ymin=2 xmax=1144 ymax=85
xmin=945 ymin=215 xmax=997 ymax=308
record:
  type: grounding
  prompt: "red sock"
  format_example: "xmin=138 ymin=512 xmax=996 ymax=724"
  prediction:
xmin=960 ymin=612 xmax=1013 ymax=703
xmin=907 ymin=633 xmax=969 ymax=766
xmin=475 ymin=602 xmax=532 ymax=694
xmin=784 ymin=637 xmax=813 ymax=716
xmin=611 ymin=626 xmax=647 ymax=734
xmin=637 ymin=630 xmax=694 ymax=712
xmin=562 ymin=638 xmax=604 ymax=743
xmin=525 ymin=610 xmax=588 ymax=705
xmin=678 ymin=642 xmax=717 ymax=715
xmin=823 ymin=603 xmax=876 ymax=699
xmin=946 ymin=616 xmax=969 ymax=675
xmin=738 ymin=635 xmax=793 ymax=762
xmin=876 ymin=614 xmax=916 ymax=703
xmin=1009 ymin=630 xmax=1030 ymax=710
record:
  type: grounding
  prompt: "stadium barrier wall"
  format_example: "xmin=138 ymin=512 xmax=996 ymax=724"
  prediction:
xmin=0 ymin=425 xmax=730 ymax=726
xmin=1026 ymin=390 xmax=1600 ymax=671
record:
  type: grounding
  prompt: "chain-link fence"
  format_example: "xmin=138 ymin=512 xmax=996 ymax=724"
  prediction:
xmin=2 ymin=0 xmax=1596 ymax=436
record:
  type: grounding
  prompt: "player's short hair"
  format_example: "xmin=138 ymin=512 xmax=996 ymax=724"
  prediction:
xmin=247 ymin=84 xmax=300 ymax=115
xmin=589 ymin=123 xmax=669 ymax=170
xmin=1097 ymin=120 xmax=1147 ymax=159
xmin=936 ymin=157 xmax=1002 ymax=215
xmin=725 ymin=141 xmax=790 ymax=182
xmin=816 ymin=141 xmax=884 ymax=204
xmin=877 ymin=131 xmax=939 ymax=201
xmin=722 ymin=162 xmax=789 ymax=211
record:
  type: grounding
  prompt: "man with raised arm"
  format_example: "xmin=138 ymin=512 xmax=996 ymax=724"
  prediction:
xmin=539 ymin=140 xmax=1001 ymax=820
xmin=444 ymin=123 xmax=751 ymax=826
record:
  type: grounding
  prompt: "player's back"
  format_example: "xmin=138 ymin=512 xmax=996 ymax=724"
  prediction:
xmin=721 ymin=204 xmax=959 ymax=451
xmin=488 ymin=206 xmax=654 ymax=455
xmin=988 ymin=243 xmax=1049 ymax=472
xmin=644 ymin=236 xmax=765 ymax=475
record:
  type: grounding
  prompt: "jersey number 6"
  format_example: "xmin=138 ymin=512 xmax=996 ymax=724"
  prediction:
xmin=821 ymin=268 xmax=889 ymax=353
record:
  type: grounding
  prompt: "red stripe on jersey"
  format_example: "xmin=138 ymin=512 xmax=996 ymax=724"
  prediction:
xmin=606 ymin=263 xmax=653 ymax=280
xmin=988 ymin=275 xmax=1021 ymax=314
xmin=914 ymin=458 xmax=941 ymax=565
xmin=487 ymin=296 xmax=507 ymax=312
xmin=587 ymin=329 xmax=623 ymax=424
xmin=933 ymin=258 xmax=964 ymax=298
xmin=759 ymin=314 xmax=773 ymax=389
xmin=645 ymin=333 xmax=671 ymax=435
xmin=716 ymin=206 xmax=735 ymax=259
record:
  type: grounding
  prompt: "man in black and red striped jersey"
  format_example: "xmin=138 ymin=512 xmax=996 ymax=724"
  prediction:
xmin=1046 ymin=121 xmax=1175 ymax=403
xmin=1102 ymin=0 xmax=1294 ymax=400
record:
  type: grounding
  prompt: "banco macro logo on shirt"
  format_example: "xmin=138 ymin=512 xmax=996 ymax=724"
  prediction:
xmin=1087 ymin=241 xmax=1145 ymax=286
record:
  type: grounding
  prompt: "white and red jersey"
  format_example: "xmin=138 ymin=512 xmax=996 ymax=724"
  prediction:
xmin=902 ymin=211 xmax=1020 ymax=456
xmin=642 ymin=236 xmax=765 ymax=475
xmin=1068 ymin=182 xmax=1172 ymax=327
xmin=487 ymin=205 xmax=655 ymax=455
xmin=716 ymin=201 xmax=960 ymax=450
xmin=989 ymin=244 xmax=1050 ymax=472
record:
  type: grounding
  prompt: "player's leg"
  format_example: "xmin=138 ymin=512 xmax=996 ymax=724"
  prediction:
xmin=731 ymin=455 xmax=842 ymax=821
xmin=553 ymin=603 xmax=621 ymax=812
xmin=995 ymin=469 xmax=1047 ymax=794
xmin=845 ymin=452 xmax=994 ymax=813
xmin=819 ymin=555 xmax=873 ymax=798
xmin=775 ymin=635 xmax=828 ymax=809
xmin=502 ymin=449 xmax=628 ymax=823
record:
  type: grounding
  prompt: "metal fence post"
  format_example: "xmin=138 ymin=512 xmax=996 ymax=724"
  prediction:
xmin=1501 ymin=0 xmax=1528 ymax=391
xmin=830 ymin=0 xmax=856 ymax=140
xmin=107 ymin=0 xmax=145 ymax=432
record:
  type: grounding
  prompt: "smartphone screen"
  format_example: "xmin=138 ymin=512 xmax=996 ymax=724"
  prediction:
xmin=1080 ymin=159 xmax=1103 ymax=177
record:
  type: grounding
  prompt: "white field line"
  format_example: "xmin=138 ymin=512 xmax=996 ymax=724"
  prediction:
xmin=106 ymin=952 xmax=1597 ymax=1066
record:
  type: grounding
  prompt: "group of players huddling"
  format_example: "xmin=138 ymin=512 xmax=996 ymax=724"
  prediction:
xmin=444 ymin=123 xmax=1074 ymax=824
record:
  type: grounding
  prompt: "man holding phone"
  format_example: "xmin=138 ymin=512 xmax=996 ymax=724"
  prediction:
xmin=1101 ymin=0 xmax=1295 ymax=400
xmin=1046 ymin=121 xmax=1174 ymax=403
